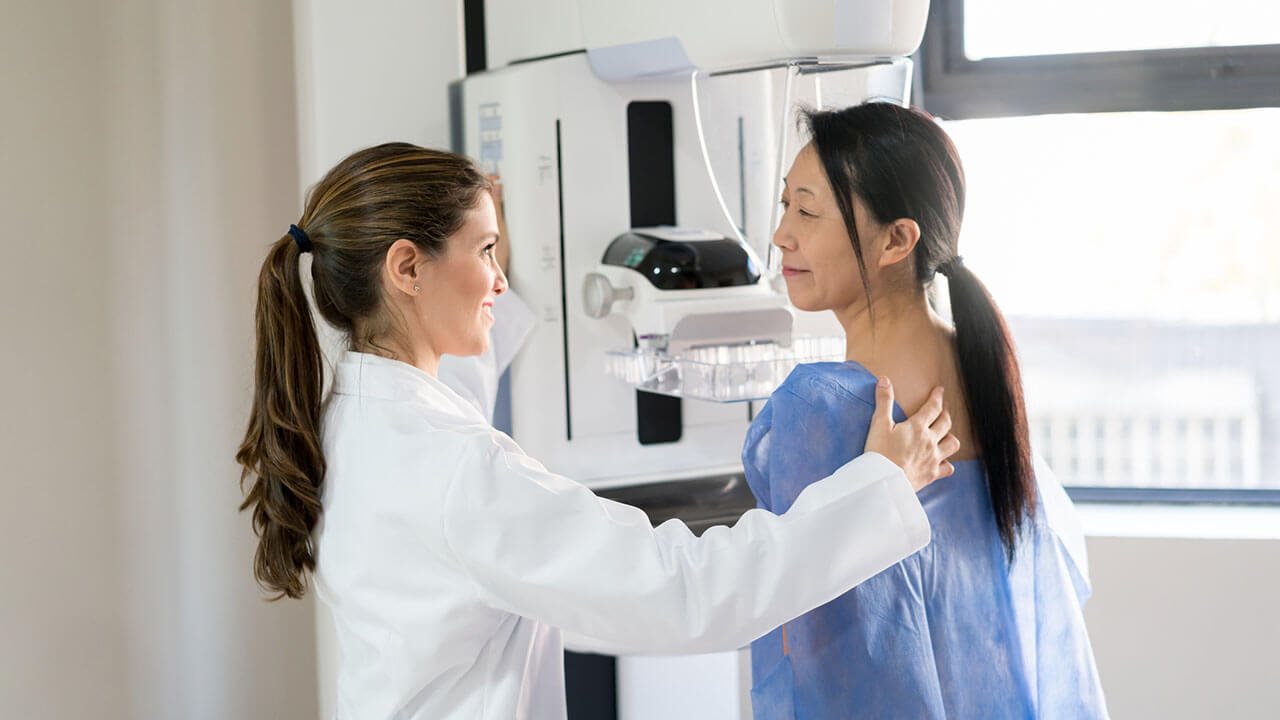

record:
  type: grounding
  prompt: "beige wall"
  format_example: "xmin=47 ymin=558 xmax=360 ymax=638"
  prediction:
xmin=0 ymin=2 xmax=127 ymax=717
xmin=1 ymin=1 xmax=317 ymax=718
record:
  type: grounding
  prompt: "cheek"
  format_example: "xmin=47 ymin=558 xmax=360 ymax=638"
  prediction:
xmin=442 ymin=259 xmax=490 ymax=300
xmin=807 ymin=232 xmax=864 ymax=307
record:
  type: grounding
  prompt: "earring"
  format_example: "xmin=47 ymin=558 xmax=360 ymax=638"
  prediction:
xmin=413 ymin=284 xmax=421 ymax=293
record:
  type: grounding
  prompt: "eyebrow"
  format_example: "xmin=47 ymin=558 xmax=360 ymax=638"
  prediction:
xmin=780 ymin=178 xmax=816 ymax=197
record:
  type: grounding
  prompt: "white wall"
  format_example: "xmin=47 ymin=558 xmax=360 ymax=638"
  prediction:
xmin=1 ymin=1 xmax=317 ymax=717
xmin=1084 ymin=531 xmax=1280 ymax=719
xmin=293 ymin=0 xmax=465 ymax=184
xmin=291 ymin=2 xmax=467 ymax=716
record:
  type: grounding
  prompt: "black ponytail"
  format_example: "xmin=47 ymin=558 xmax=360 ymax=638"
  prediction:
xmin=942 ymin=260 xmax=1034 ymax=557
xmin=804 ymin=103 xmax=1035 ymax=559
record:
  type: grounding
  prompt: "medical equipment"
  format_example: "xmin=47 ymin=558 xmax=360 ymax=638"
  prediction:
xmin=456 ymin=0 xmax=926 ymax=490
xmin=453 ymin=1 xmax=929 ymax=715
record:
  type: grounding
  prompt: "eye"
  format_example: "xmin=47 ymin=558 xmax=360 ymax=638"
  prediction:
xmin=780 ymin=198 xmax=816 ymax=218
xmin=482 ymin=242 xmax=497 ymax=257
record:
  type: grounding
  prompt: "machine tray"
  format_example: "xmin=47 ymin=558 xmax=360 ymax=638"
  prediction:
xmin=604 ymin=336 xmax=844 ymax=402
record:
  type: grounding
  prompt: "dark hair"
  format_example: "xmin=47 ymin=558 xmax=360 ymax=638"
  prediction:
xmin=803 ymin=102 xmax=1035 ymax=559
xmin=235 ymin=143 xmax=491 ymax=598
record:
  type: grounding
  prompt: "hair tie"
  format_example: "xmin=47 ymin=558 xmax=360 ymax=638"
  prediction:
xmin=937 ymin=255 xmax=964 ymax=276
xmin=288 ymin=224 xmax=313 ymax=253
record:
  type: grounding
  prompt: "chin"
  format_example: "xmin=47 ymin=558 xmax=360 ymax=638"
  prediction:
xmin=786 ymin=290 xmax=823 ymax=313
xmin=466 ymin=335 xmax=490 ymax=356
xmin=442 ymin=337 xmax=488 ymax=358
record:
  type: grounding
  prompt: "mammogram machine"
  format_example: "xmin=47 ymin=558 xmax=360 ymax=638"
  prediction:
xmin=454 ymin=0 xmax=929 ymax=715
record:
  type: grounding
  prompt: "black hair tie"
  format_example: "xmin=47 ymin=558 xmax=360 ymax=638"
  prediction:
xmin=288 ymin=224 xmax=313 ymax=253
xmin=937 ymin=255 xmax=964 ymax=277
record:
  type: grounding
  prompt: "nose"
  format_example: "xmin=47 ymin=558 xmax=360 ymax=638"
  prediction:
xmin=772 ymin=216 xmax=796 ymax=252
xmin=493 ymin=263 xmax=508 ymax=296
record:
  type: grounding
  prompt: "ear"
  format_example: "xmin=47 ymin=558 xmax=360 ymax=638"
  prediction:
xmin=876 ymin=218 xmax=921 ymax=269
xmin=383 ymin=238 xmax=424 ymax=296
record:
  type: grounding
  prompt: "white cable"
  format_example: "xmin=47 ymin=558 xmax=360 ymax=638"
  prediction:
xmin=900 ymin=56 xmax=914 ymax=106
xmin=690 ymin=69 xmax=747 ymax=247
xmin=765 ymin=63 xmax=797 ymax=278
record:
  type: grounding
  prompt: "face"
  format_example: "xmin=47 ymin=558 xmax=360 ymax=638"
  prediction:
xmin=417 ymin=191 xmax=507 ymax=357
xmin=773 ymin=144 xmax=892 ymax=315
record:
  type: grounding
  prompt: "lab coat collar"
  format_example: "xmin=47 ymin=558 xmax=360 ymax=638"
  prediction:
xmin=332 ymin=351 xmax=489 ymax=425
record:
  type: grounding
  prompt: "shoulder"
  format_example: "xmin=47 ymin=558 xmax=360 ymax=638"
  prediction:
xmin=772 ymin=361 xmax=879 ymax=415
xmin=746 ymin=362 xmax=879 ymax=446
xmin=330 ymin=391 xmax=508 ymax=469
xmin=743 ymin=362 xmax=884 ymax=509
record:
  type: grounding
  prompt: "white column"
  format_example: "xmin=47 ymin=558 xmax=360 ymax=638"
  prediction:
xmin=291 ymin=2 xmax=467 ymax=715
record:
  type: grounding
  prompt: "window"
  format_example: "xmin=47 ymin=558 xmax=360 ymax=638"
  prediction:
xmin=921 ymin=2 xmax=1280 ymax=502
xmin=920 ymin=1 xmax=1280 ymax=118
xmin=964 ymin=0 xmax=1280 ymax=60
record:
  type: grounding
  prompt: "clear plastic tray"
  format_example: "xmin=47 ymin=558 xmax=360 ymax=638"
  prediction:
xmin=604 ymin=336 xmax=845 ymax=402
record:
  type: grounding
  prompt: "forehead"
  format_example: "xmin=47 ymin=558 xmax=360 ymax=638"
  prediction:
xmin=784 ymin=145 xmax=829 ymax=196
xmin=460 ymin=192 xmax=498 ymax=231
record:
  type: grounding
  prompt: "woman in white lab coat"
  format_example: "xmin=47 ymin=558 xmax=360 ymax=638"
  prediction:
xmin=235 ymin=142 xmax=959 ymax=719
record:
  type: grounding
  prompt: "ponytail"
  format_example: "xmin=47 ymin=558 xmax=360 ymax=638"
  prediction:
xmin=235 ymin=144 xmax=492 ymax=598
xmin=235 ymin=234 xmax=326 ymax=599
xmin=802 ymin=103 xmax=1037 ymax=560
xmin=943 ymin=261 xmax=1035 ymax=559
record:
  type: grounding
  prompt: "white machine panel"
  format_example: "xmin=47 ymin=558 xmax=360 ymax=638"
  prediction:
xmin=461 ymin=55 xmax=780 ymax=486
xmin=485 ymin=0 xmax=929 ymax=73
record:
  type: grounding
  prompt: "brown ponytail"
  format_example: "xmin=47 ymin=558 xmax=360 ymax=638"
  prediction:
xmin=236 ymin=142 xmax=490 ymax=599
xmin=236 ymin=235 xmax=326 ymax=599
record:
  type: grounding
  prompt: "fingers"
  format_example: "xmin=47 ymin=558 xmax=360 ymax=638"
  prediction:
xmin=930 ymin=409 xmax=952 ymax=440
xmin=872 ymin=376 xmax=895 ymax=429
xmin=936 ymin=461 xmax=956 ymax=480
xmin=939 ymin=433 xmax=961 ymax=459
xmin=912 ymin=386 xmax=945 ymax=429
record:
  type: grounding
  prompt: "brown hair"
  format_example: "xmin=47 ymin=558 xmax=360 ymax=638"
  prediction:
xmin=803 ymin=103 xmax=1035 ymax=560
xmin=235 ymin=142 xmax=491 ymax=599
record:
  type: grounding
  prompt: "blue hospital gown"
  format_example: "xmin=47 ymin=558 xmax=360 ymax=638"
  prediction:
xmin=743 ymin=362 xmax=1108 ymax=719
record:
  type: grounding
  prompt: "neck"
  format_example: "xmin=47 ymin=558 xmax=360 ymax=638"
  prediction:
xmin=353 ymin=325 xmax=441 ymax=377
xmin=411 ymin=346 xmax=441 ymax=377
xmin=835 ymin=289 xmax=948 ymax=370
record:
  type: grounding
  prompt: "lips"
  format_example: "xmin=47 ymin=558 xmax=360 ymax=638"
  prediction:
xmin=781 ymin=266 xmax=810 ymax=277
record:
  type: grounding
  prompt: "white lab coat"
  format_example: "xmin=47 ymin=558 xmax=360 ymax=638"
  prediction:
xmin=314 ymin=351 xmax=931 ymax=719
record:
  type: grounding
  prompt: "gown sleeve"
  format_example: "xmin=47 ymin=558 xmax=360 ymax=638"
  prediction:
xmin=742 ymin=400 xmax=775 ymax=512
xmin=439 ymin=432 xmax=931 ymax=656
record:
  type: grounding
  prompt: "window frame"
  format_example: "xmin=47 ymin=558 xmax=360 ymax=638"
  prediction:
xmin=918 ymin=0 xmax=1280 ymax=119
xmin=918 ymin=0 xmax=1280 ymax=503
xmin=1066 ymin=487 xmax=1280 ymax=505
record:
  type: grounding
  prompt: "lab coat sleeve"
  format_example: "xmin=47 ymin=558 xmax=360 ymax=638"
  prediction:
xmin=440 ymin=434 xmax=931 ymax=656
xmin=436 ymin=290 xmax=537 ymax=420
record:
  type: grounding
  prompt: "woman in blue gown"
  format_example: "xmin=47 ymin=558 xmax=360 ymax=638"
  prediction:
xmin=744 ymin=102 xmax=1108 ymax=718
